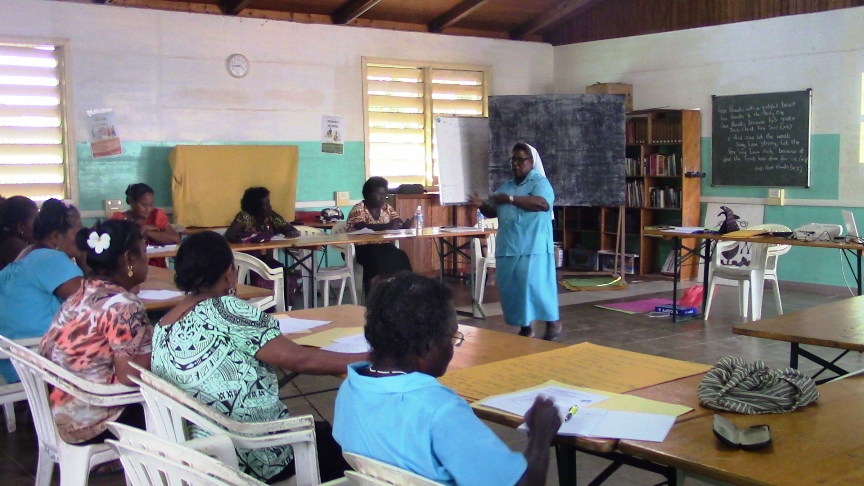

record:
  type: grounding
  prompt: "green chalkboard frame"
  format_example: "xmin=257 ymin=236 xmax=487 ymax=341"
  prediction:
xmin=711 ymin=89 xmax=811 ymax=187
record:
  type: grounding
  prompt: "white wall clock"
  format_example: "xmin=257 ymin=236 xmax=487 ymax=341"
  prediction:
xmin=226 ymin=53 xmax=249 ymax=78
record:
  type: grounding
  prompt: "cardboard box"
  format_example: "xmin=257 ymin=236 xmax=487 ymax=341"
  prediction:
xmin=654 ymin=305 xmax=698 ymax=316
xmin=568 ymin=248 xmax=597 ymax=271
xmin=597 ymin=250 xmax=639 ymax=274
xmin=586 ymin=82 xmax=633 ymax=113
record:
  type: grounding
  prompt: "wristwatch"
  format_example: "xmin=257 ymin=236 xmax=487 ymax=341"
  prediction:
xmin=508 ymin=195 xmax=515 ymax=204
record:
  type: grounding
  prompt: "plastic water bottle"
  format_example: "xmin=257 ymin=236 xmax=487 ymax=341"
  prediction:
xmin=476 ymin=209 xmax=485 ymax=229
xmin=414 ymin=205 xmax=424 ymax=234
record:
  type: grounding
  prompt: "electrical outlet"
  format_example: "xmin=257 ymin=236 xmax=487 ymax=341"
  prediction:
xmin=766 ymin=188 xmax=785 ymax=206
xmin=103 ymin=199 xmax=123 ymax=216
xmin=335 ymin=191 xmax=350 ymax=206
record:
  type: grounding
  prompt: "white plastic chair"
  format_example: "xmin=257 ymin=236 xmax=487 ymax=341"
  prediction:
xmin=472 ymin=233 xmax=497 ymax=304
xmin=130 ymin=365 xmax=323 ymax=486
xmin=704 ymin=224 xmax=791 ymax=321
xmin=289 ymin=225 xmax=326 ymax=309
xmin=234 ymin=251 xmax=286 ymax=312
xmin=343 ymin=452 xmax=445 ymax=486
xmin=0 ymin=336 xmax=40 ymax=433
xmin=107 ymin=423 xmax=349 ymax=486
xmin=0 ymin=335 xmax=142 ymax=486
xmin=315 ymin=242 xmax=358 ymax=306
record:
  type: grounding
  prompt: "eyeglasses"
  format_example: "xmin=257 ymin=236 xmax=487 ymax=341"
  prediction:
xmin=452 ymin=331 xmax=465 ymax=347
xmin=510 ymin=156 xmax=532 ymax=164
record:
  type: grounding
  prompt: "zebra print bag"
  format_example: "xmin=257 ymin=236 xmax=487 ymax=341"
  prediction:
xmin=698 ymin=356 xmax=819 ymax=414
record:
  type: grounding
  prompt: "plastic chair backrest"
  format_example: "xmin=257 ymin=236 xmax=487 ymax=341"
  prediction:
xmin=750 ymin=223 xmax=792 ymax=259
xmin=486 ymin=233 xmax=497 ymax=258
xmin=0 ymin=336 xmax=40 ymax=433
xmin=484 ymin=218 xmax=499 ymax=229
xmin=108 ymin=422 xmax=240 ymax=471
xmin=343 ymin=453 xmax=444 ymax=486
xmin=233 ymin=251 xmax=285 ymax=312
xmin=711 ymin=239 xmax=769 ymax=272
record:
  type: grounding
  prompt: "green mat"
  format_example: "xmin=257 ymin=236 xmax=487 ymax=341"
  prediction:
xmin=559 ymin=276 xmax=626 ymax=291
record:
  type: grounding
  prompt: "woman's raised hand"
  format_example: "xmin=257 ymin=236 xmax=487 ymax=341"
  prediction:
xmin=467 ymin=195 xmax=487 ymax=207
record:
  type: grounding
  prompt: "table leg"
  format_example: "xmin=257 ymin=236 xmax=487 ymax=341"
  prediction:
xmin=672 ymin=237 xmax=681 ymax=323
xmin=555 ymin=444 xmax=577 ymax=486
xmin=701 ymin=240 xmax=712 ymax=315
xmin=437 ymin=238 xmax=445 ymax=283
xmin=470 ymin=236 xmax=486 ymax=319
xmin=791 ymin=343 xmax=799 ymax=369
xmin=858 ymin=249 xmax=862 ymax=296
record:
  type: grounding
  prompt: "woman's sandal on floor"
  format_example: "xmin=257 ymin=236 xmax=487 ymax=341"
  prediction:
xmin=517 ymin=326 xmax=535 ymax=338
xmin=542 ymin=323 xmax=563 ymax=342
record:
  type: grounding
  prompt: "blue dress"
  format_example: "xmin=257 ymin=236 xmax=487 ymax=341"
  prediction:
xmin=493 ymin=169 xmax=560 ymax=327
xmin=0 ymin=248 xmax=83 ymax=383
xmin=333 ymin=363 xmax=527 ymax=486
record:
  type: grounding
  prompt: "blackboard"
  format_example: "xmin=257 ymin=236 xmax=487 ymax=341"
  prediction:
xmin=435 ymin=116 xmax=489 ymax=205
xmin=488 ymin=94 xmax=625 ymax=206
xmin=712 ymin=90 xmax=811 ymax=187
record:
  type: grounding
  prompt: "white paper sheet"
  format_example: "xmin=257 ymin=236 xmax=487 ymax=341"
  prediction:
xmin=146 ymin=244 xmax=178 ymax=253
xmin=348 ymin=228 xmax=375 ymax=234
xmin=277 ymin=317 xmax=331 ymax=334
xmin=668 ymin=227 xmax=710 ymax=233
xmin=438 ymin=227 xmax=482 ymax=233
xmin=321 ymin=333 xmax=369 ymax=353
xmin=138 ymin=290 xmax=184 ymax=300
xmin=519 ymin=409 xmax=676 ymax=442
xmin=481 ymin=385 xmax=609 ymax=417
xmin=382 ymin=229 xmax=415 ymax=235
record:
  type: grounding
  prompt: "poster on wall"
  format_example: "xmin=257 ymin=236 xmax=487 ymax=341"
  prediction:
xmin=86 ymin=109 xmax=122 ymax=158
xmin=321 ymin=115 xmax=344 ymax=154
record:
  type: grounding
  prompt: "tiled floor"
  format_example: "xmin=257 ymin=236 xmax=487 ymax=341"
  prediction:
xmin=2 ymin=274 xmax=861 ymax=485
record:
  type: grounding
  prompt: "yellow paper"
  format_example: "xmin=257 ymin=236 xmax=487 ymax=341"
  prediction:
xmin=292 ymin=327 xmax=364 ymax=347
xmin=439 ymin=342 xmax=710 ymax=402
xmin=472 ymin=380 xmax=692 ymax=419
xmin=723 ymin=229 xmax=769 ymax=237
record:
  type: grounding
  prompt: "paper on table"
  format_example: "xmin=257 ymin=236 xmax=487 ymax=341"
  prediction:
xmin=293 ymin=327 xmax=365 ymax=347
xmin=321 ymin=333 xmax=369 ymax=353
xmin=667 ymin=227 xmax=710 ymax=233
xmin=723 ymin=229 xmax=770 ymax=238
xmin=518 ymin=409 xmax=676 ymax=442
xmin=146 ymin=244 xmax=178 ymax=253
xmin=277 ymin=317 xmax=331 ymax=334
xmin=439 ymin=227 xmax=483 ymax=233
xmin=271 ymin=234 xmax=287 ymax=240
xmin=138 ymin=289 xmax=184 ymax=300
xmin=382 ymin=229 xmax=415 ymax=235
xmin=480 ymin=385 xmax=608 ymax=417
xmin=349 ymin=228 xmax=375 ymax=234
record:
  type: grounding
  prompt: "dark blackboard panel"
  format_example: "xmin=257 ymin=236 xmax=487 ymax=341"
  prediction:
xmin=488 ymin=95 xmax=626 ymax=207
xmin=712 ymin=90 xmax=811 ymax=187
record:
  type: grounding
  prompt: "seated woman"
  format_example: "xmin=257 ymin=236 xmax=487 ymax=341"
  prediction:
xmin=0 ymin=199 xmax=85 ymax=384
xmin=346 ymin=177 xmax=413 ymax=289
xmin=151 ymin=231 xmax=364 ymax=483
xmin=111 ymin=183 xmax=180 ymax=268
xmin=39 ymin=219 xmax=152 ymax=444
xmin=225 ymin=186 xmax=300 ymax=243
xmin=333 ymin=272 xmax=561 ymax=486
xmin=0 ymin=195 xmax=38 ymax=270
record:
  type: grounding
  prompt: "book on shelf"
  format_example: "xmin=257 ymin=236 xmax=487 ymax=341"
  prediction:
xmin=624 ymin=155 xmax=681 ymax=177
xmin=647 ymin=186 xmax=681 ymax=208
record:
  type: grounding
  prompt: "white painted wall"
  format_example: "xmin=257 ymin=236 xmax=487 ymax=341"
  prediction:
xmin=553 ymin=7 xmax=864 ymax=203
xmin=0 ymin=0 xmax=553 ymax=143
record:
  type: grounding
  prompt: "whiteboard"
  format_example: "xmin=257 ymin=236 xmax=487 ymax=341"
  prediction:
xmin=435 ymin=116 xmax=490 ymax=205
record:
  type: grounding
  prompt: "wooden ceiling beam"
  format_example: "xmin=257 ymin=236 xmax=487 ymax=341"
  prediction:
xmin=510 ymin=0 xmax=601 ymax=39
xmin=331 ymin=0 xmax=383 ymax=25
xmin=428 ymin=0 xmax=490 ymax=33
xmin=218 ymin=0 xmax=253 ymax=15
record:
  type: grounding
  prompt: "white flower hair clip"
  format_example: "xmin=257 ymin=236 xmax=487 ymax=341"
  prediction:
xmin=87 ymin=231 xmax=111 ymax=254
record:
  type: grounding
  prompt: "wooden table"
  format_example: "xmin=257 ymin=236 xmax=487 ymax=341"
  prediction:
xmin=620 ymin=374 xmax=864 ymax=486
xmin=139 ymin=266 xmax=271 ymax=311
xmin=733 ymin=295 xmax=864 ymax=383
xmin=151 ymin=227 xmax=496 ymax=313
xmin=645 ymin=228 xmax=864 ymax=322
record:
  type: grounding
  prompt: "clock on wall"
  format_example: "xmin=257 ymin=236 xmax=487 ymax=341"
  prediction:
xmin=226 ymin=53 xmax=249 ymax=78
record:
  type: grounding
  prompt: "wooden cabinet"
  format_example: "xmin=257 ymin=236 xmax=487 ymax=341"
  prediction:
xmin=555 ymin=109 xmax=701 ymax=278
xmin=390 ymin=193 xmax=475 ymax=276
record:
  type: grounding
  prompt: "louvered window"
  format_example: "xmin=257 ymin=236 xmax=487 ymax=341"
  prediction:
xmin=363 ymin=59 xmax=487 ymax=187
xmin=0 ymin=41 xmax=71 ymax=202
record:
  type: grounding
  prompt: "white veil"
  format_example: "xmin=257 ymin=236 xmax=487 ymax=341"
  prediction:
xmin=526 ymin=143 xmax=546 ymax=178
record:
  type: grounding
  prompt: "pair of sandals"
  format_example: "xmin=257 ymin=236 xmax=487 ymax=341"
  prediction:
xmin=518 ymin=323 xmax=562 ymax=342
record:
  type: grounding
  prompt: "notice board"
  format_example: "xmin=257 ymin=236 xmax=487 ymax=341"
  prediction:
xmin=435 ymin=116 xmax=490 ymax=205
xmin=711 ymin=90 xmax=811 ymax=187
xmin=488 ymin=94 xmax=626 ymax=207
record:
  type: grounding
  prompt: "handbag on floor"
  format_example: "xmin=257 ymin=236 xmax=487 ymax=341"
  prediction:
xmin=698 ymin=356 xmax=819 ymax=414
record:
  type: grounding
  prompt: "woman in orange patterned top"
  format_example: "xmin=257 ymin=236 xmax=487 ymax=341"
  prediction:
xmin=347 ymin=177 xmax=413 ymax=289
xmin=112 ymin=183 xmax=180 ymax=268
xmin=40 ymin=219 xmax=152 ymax=445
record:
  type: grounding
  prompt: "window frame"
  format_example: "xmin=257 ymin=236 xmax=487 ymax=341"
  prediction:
xmin=0 ymin=35 xmax=77 ymax=204
xmin=361 ymin=57 xmax=489 ymax=188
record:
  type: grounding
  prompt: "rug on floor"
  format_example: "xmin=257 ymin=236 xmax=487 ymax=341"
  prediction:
xmin=595 ymin=297 xmax=673 ymax=314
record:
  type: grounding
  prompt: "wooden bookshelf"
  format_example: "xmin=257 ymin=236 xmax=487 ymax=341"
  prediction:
xmin=555 ymin=109 xmax=701 ymax=278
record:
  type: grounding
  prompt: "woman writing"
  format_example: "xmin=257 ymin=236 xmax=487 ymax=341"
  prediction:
xmin=111 ymin=183 xmax=180 ymax=268
xmin=333 ymin=272 xmax=561 ymax=486
xmin=0 ymin=195 xmax=38 ymax=270
xmin=225 ymin=186 xmax=300 ymax=243
xmin=151 ymin=231 xmax=362 ymax=483
xmin=469 ymin=142 xmax=562 ymax=341
xmin=346 ymin=176 xmax=413 ymax=289
xmin=40 ymin=219 xmax=152 ymax=444
xmin=0 ymin=199 xmax=85 ymax=383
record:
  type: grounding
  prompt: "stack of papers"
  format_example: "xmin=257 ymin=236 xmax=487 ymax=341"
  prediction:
xmin=276 ymin=317 xmax=331 ymax=334
xmin=292 ymin=327 xmax=369 ymax=353
xmin=138 ymin=289 xmax=184 ymax=301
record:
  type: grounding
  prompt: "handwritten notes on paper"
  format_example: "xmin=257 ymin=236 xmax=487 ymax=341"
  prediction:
xmin=712 ymin=90 xmax=811 ymax=187
xmin=439 ymin=342 xmax=711 ymax=402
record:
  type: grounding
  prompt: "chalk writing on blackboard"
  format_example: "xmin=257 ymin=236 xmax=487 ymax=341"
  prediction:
xmin=712 ymin=90 xmax=810 ymax=187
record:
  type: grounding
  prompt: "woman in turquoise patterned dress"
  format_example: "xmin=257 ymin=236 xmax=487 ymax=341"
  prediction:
xmin=150 ymin=231 xmax=365 ymax=483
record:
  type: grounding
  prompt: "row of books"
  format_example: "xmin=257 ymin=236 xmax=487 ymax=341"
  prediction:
xmin=626 ymin=180 xmax=682 ymax=208
xmin=624 ymin=154 xmax=680 ymax=177
xmin=625 ymin=119 xmax=683 ymax=144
